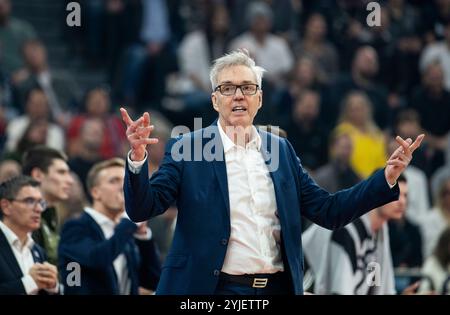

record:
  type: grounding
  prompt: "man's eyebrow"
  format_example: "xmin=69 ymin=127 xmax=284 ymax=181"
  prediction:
xmin=219 ymin=80 xmax=255 ymax=85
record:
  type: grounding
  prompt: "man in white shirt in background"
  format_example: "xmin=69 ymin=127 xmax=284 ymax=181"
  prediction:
xmin=58 ymin=158 xmax=160 ymax=295
xmin=0 ymin=175 xmax=59 ymax=294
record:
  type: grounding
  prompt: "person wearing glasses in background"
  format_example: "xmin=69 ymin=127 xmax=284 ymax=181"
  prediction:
xmin=0 ymin=175 xmax=59 ymax=294
xmin=121 ymin=49 xmax=424 ymax=295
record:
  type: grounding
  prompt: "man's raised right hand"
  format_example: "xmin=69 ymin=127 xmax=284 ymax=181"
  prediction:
xmin=120 ymin=107 xmax=159 ymax=161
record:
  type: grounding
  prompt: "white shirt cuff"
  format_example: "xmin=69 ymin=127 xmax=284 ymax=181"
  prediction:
xmin=22 ymin=274 xmax=39 ymax=295
xmin=134 ymin=227 xmax=152 ymax=240
xmin=127 ymin=151 xmax=147 ymax=174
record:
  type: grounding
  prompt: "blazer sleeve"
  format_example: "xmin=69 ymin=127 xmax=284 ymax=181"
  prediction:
xmin=124 ymin=138 xmax=182 ymax=222
xmin=0 ymin=279 xmax=26 ymax=295
xmin=285 ymin=139 xmax=399 ymax=229
xmin=135 ymin=239 xmax=161 ymax=291
xmin=58 ymin=218 xmax=138 ymax=269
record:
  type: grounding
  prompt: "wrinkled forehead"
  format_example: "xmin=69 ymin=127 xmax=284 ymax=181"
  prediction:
xmin=216 ymin=65 xmax=257 ymax=85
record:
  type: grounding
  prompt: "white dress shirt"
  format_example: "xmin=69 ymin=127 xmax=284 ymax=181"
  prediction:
xmin=0 ymin=220 xmax=59 ymax=294
xmin=217 ymin=123 xmax=283 ymax=275
xmin=128 ymin=123 xmax=284 ymax=275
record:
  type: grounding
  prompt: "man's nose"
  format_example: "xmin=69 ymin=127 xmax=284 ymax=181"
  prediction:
xmin=233 ymin=87 xmax=245 ymax=99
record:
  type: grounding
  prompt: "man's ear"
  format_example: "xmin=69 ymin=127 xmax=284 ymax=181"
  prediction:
xmin=212 ymin=93 xmax=219 ymax=112
xmin=30 ymin=168 xmax=45 ymax=182
xmin=90 ymin=187 xmax=99 ymax=201
xmin=0 ymin=199 xmax=11 ymax=217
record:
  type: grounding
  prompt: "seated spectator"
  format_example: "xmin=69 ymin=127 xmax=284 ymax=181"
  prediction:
xmin=0 ymin=159 xmax=21 ymax=183
xmin=295 ymin=13 xmax=339 ymax=83
xmin=275 ymin=55 xmax=327 ymax=128
xmin=420 ymin=20 xmax=450 ymax=91
xmin=58 ymin=158 xmax=161 ymax=294
xmin=334 ymin=91 xmax=387 ymax=179
xmin=0 ymin=175 xmax=59 ymax=294
xmin=68 ymin=118 xmax=104 ymax=195
xmin=229 ymin=1 xmax=294 ymax=87
xmin=5 ymin=88 xmax=65 ymax=154
xmin=285 ymin=90 xmax=329 ymax=171
xmin=329 ymin=46 xmax=390 ymax=129
xmin=11 ymin=39 xmax=80 ymax=126
xmin=0 ymin=0 xmax=37 ymax=76
xmin=312 ymin=132 xmax=361 ymax=193
xmin=420 ymin=175 xmax=450 ymax=258
xmin=419 ymin=227 xmax=450 ymax=295
xmin=410 ymin=62 xmax=450 ymax=176
xmin=67 ymin=86 xmax=127 ymax=159
xmin=3 ymin=119 xmax=50 ymax=163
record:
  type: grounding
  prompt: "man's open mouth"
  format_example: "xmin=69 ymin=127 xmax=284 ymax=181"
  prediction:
xmin=232 ymin=106 xmax=247 ymax=112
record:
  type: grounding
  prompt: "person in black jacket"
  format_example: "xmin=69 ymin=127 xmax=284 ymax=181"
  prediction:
xmin=58 ymin=158 xmax=160 ymax=294
xmin=0 ymin=175 xmax=59 ymax=294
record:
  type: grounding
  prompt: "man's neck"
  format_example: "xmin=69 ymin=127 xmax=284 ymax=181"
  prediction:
xmin=43 ymin=193 xmax=58 ymax=207
xmin=352 ymin=70 xmax=372 ymax=88
xmin=92 ymin=203 xmax=120 ymax=222
xmin=2 ymin=220 xmax=28 ymax=247
xmin=219 ymin=120 xmax=253 ymax=147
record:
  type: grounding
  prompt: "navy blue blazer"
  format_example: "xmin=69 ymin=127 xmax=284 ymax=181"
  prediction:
xmin=124 ymin=123 xmax=399 ymax=294
xmin=58 ymin=212 xmax=161 ymax=295
xmin=0 ymin=229 xmax=47 ymax=294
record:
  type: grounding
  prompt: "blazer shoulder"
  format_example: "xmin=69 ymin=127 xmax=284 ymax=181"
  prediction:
xmin=60 ymin=212 xmax=98 ymax=235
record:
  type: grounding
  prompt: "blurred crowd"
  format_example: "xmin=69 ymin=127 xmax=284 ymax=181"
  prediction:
xmin=0 ymin=0 xmax=449 ymax=294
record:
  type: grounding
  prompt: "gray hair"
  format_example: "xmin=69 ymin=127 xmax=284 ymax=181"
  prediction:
xmin=209 ymin=49 xmax=266 ymax=90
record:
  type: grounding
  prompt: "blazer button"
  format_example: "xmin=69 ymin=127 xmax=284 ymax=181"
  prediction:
xmin=221 ymin=238 xmax=228 ymax=245
xmin=213 ymin=270 xmax=220 ymax=276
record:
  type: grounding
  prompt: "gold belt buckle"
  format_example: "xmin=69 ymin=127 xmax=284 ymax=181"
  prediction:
xmin=252 ymin=278 xmax=268 ymax=288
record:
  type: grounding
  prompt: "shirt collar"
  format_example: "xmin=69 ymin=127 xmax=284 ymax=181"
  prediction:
xmin=217 ymin=121 xmax=261 ymax=153
xmin=0 ymin=220 xmax=35 ymax=250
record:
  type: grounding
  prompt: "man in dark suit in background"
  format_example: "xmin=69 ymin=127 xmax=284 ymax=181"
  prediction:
xmin=58 ymin=158 xmax=160 ymax=295
xmin=121 ymin=50 xmax=424 ymax=295
xmin=0 ymin=175 xmax=59 ymax=294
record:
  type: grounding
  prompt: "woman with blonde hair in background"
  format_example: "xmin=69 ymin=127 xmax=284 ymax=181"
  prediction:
xmin=333 ymin=91 xmax=387 ymax=179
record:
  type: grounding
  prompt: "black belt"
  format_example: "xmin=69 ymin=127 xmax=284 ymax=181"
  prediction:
xmin=219 ymin=272 xmax=284 ymax=288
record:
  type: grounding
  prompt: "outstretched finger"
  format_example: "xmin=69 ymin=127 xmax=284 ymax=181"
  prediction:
xmin=134 ymin=138 xmax=159 ymax=146
xmin=143 ymin=112 xmax=150 ymax=128
xmin=409 ymin=134 xmax=425 ymax=153
xmin=395 ymin=136 xmax=412 ymax=156
xmin=120 ymin=107 xmax=134 ymax=127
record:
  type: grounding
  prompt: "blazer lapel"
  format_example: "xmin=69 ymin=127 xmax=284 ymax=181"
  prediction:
xmin=260 ymin=131 xmax=286 ymax=221
xmin=31 ymin=245 xmax=43 ymax=263
xmin=0 ymin=230 xmax=25 ymax=277
xmin=209 ymin=123 xmax=231 ymax=225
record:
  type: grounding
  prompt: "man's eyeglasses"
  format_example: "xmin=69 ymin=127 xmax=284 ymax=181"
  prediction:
xmin=215 ymin=84 xmax=259 ymax=96
xmin=9 ymin=197 xmax=48 ymax=210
